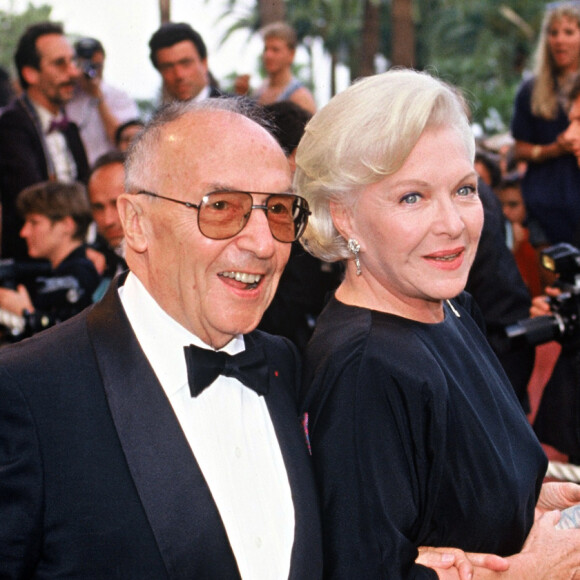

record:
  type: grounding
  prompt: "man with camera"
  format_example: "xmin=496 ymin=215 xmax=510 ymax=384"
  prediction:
xmin=0 ymin=21 xmax=89 ymax=260
xmin=523 ymin=78 xmax=580 ymax=463
xmin=66 ymin=37 xmax=139 ymax=166
xmin=0 ymin=180 xmax=100 ymax=340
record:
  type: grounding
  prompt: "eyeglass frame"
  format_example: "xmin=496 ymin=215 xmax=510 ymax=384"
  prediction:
xmin=136 ymin=189 xmax=311 ymax=243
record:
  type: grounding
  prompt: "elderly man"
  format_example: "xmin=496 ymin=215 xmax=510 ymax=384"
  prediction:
xmin=0 ymin=98 xmax=321 ymax=578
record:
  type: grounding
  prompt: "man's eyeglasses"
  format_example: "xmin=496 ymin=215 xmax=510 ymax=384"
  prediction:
xmin=137 ymin=190 xmax=311 ymax=243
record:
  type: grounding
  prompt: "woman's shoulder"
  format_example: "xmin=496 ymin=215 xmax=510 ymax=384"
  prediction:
xmin=514 ymin=75 xmax=536 ymax=98
xmin=302 ymin=299 xmax=446 ymax=398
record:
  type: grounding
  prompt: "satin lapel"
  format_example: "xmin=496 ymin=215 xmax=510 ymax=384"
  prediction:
xmin=62 ymin=122 xmax=89 ymax=183
xmin=87 ymin=276 xmax=240 ymax=579
xmin=246 ymin=332 xmax=323 ymax=579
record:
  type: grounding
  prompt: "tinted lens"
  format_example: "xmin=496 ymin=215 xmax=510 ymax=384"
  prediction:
xmin=197 ymin=191 xmax=309 ymax=242
xmin=198 ymin=192 xmax=252 ymax=239
xmin=266 ymin=194 xmax=309 ymax=242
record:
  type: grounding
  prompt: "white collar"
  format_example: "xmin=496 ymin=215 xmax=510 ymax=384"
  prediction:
xmin=193 ymin=84 xmax=211 ymax=102
xmin=118 ymin=272 xmax=244 ymax=396
xmin=30 ymin=99 xmax=63 ymax=133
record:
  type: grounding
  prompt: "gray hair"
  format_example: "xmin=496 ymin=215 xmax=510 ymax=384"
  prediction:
xmin=125 ymin=97 xmax=272 ymax=192
xmin=294 ymin=68 xmax=475 ymax=262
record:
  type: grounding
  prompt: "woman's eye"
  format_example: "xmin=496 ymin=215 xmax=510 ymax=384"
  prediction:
xmin=457 ymin=185 xmax=476 ymax=197
xmin=401 ymin=193 xmax=421 ymax=204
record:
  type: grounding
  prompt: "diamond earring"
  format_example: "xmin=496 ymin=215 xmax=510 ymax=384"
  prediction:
xmin=347 ymin=238 xmax=362 ymax=276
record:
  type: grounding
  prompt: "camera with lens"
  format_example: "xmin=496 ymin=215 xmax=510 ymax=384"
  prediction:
xmin=74 ymin=37 xmax=103 ymax=80
xmin=0 ymin=259 xmax=52 ymax=340
xmin=506 ymin=243 xmax=580 ymax=347
xmin=0 ymin=259 xmax=51 ymax=291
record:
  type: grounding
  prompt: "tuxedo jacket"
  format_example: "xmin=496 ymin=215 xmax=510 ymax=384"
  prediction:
xmin=0 ymin=275 xmax=322 ymax=579
xmin=0 ymin=96 xmax=90 ymax=259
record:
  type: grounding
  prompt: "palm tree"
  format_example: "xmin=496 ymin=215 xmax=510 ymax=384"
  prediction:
xmin=159 ymin=0 xmax=170 ymax=24
xmin=357 ymin=0 xmax=381 ymax=78
xmin=259 ymin=0 xmax=285 ymax=25
xmin=391 ymin=0 xmax=414 ymax=68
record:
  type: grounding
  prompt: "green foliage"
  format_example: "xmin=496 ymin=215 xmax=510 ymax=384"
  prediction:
xmin=411 ymin=0 xmax=546 ymax=130
xmin=210 ymin=0 xmax=552 ymax=132
xmin=0 ymin=2 xmax=52 ymax=76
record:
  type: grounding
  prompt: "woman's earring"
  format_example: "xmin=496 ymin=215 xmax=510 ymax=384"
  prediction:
xmin=347 ymin=238 xmax=362 ymax=276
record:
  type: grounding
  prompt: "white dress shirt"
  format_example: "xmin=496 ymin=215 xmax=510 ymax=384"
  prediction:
xmin=66 ymin=81 xmax=139 ymax=165
xmin=119 ymin=272 xmax=295 ymax=579
xmin=34 ymin=102 xmax=77 ymax=182
xmin=193 ymin=84 xmax=212 ymax=102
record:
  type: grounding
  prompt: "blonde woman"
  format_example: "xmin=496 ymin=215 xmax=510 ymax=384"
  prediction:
xmin=296 ymin=69 xmax=580 ymax=579
xmin=511 ymin=2 xmax=580 ymax=244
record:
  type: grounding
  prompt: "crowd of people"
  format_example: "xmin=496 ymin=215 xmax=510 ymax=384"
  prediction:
xmin=0 ymin=18 xmax=316 ymax=342
xmin=2 ymin=4 xmax=580 ymax=579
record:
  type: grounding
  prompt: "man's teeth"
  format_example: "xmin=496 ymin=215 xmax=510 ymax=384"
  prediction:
xmin=220 ymin=271 xmax=262 ymax=284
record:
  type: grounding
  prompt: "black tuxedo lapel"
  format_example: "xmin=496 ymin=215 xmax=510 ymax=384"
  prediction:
xmin=87 ymin=276 xmax=241 ymax=579
xmin=245 ymin=332 xmax=323 ymax=579
xmin=63 ymin=122 xmax=90 ymax=183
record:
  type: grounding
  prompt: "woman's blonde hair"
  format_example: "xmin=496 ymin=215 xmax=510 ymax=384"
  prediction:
xmin=532 ymin=3 xmax=580 ymax=119
xmin=294 ymin=68 xmax=474 ymax=262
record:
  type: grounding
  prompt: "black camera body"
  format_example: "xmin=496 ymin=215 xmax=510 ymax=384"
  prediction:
xmin=506 ymin=243 xmax=580 ymax=347
xmin=0 ymin=259 xmax=53 ymax=340
xmin=0 ymin=259 xmax=51 ymax=290
xmin=74 ymin=37 xmax=102 ymax=80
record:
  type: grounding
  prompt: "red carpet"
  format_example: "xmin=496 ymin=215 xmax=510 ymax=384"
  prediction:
xmin=527 ymin=341 xmax=568 ymax=464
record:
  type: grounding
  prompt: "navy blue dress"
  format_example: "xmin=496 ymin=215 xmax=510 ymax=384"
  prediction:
xmin=300 ymin=293 xmax=547 ymax=579
xmin=511 ymin=77 xmax=580 ymax=244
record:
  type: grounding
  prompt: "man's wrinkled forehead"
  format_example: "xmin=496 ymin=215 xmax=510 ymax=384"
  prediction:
xmin=143 ymin=109 xmax=289 ymax=190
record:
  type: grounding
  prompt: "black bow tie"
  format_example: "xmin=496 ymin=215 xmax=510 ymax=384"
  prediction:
xmin=48 ymin=116 xmax=69 ymax=134
xmin=184 ymin=343 xmax=269 ymax=397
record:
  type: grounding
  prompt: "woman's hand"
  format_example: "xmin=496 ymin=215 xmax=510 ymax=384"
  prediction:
xmin=416 ymin=546 xmax=509 ymax=580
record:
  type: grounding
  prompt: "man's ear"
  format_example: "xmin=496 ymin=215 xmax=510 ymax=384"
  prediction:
xmin=116 ymin=194 xmax=148 ymax=253
xmin=21 ymin=65 xmax=39 ymax=88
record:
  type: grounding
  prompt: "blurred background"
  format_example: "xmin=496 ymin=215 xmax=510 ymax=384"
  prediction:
xmin=0 ymin=0 xmax=555 ymax=132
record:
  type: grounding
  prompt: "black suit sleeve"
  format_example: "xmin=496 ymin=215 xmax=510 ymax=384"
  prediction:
xmin=0 ymin=106 xmax=49 ymax=259
xmin=0 ymin=374 xmax=43 ymax=578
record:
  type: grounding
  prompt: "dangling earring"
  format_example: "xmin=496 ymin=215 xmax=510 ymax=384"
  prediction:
xmin=347 ymin=238 xmax=362 ymax=276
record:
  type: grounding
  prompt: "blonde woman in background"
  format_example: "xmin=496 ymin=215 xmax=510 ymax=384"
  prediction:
xmin=511 ymin=2 xmax=580 ymax=244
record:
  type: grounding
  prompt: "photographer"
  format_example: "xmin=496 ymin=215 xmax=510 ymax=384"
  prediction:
xmin=0 ymin=181 xmax=100 ymax=339
xmin=66 ymin=37 xmax=139 ymax=165
xmin=516 ymin=246 xmax=580 ymax=463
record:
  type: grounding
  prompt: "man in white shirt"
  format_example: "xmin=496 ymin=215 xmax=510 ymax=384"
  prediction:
xmin=0 ymin=96 xmax=322 ymax=579
xmin=66 ymin=37 xmax=140 ymax=165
